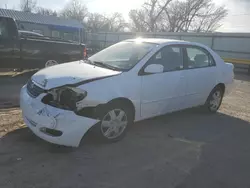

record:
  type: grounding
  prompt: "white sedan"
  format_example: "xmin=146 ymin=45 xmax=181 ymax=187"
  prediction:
xmin=20 ymin=38 xmax=234 ymax=147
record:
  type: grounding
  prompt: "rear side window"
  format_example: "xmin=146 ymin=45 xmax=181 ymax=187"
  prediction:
xmin=186 ymin=47 xmax=215 ymax=69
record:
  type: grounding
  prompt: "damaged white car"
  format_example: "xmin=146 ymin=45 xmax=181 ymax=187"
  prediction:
xmin=20 ymin=38 xmax=234 ymax=147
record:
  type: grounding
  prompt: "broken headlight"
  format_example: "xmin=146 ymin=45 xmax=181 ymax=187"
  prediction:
xmin=42 ymin=86 xmax=87 ymax=110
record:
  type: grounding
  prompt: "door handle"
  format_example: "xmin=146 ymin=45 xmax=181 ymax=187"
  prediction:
xmin=0 ymin=44 xmax=4 ymax=48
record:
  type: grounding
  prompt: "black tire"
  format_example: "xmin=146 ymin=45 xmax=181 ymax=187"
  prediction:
xmin=205 ymin=86 xmax=224 ymax=113
xmin=95 ymin=101 xmax=133 ymax=142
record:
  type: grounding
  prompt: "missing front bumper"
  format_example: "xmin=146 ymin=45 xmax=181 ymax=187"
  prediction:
xmin=20 ymin=86 xmax=100 ymax=147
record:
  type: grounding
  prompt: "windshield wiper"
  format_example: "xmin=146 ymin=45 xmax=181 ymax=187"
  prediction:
xmin=83 ymin=59 xmax=93 ymax=65
xmin=92 ymin=61 xmax=121 ymax=71
xmin=83 ymin=59 xmax=123 ymax=71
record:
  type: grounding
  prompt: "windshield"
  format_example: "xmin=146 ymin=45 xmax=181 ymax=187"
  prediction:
xmin=88 ymin=41 xmax=157 ymax=71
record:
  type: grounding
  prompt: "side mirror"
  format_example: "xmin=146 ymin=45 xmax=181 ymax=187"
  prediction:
xmin=144 ymin=64 xmax=164 ymax=74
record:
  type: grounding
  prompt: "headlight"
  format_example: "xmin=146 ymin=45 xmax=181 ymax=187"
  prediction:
xmin=43 ymin=86 xmax=87 ymax=110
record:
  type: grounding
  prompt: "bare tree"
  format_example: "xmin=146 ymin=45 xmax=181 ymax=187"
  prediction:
xmin=106 ymin=13 xmax=128 ymax=32
xmin=129 ymin=0 xmax=173 ymax=32
xmin=36 ymin=7 xmax=57 ymax=16
xmin=86 ymin=13 xmax=107 ymax=32
xmin=129 ymin=9 xmax=148 ymax=32
xmin=60 ymin=0 xmax=88 ymax=23
xmin=190 ymin=2 xmax=228 ymax=32
xmin=86 ymin=12 xmax=127 ymax=32
xmin=144 ymin=0 xmax=173 ymax=32
xmin=129 ymin=0 xmax=228 ymax=32
xmin=163 ymin=0 xmax=227 ymax=32
xmin=20 ymin=0 xmax=37 ymax=12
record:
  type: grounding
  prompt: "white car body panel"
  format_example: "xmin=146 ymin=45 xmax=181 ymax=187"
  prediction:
xmin=141 ymin=70 xmax=186 ymax=118
xmin=183 ymin=67 xmax=217 ymax=108
xmin=20 ymin=38 xmax=234 ymax=147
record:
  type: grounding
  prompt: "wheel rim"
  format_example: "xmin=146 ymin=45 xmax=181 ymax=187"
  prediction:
xmin=101 ymin=109 xmax=128 ymax=139
xmin=209 ymin=90 xmax=222 ymax=111
xmin=45 ymin=60 xmax=58 ymax=67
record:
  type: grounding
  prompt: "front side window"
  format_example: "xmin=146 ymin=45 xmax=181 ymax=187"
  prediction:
xmin=186 ymin=47 xmax=214 ymax=68
xmin=88 ymin=41 xmax=157 ymax=71
xmin=146 ymin=46 xmax=183 ymax=72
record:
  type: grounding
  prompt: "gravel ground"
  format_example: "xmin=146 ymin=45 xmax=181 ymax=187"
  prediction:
xmin=0 ymin=74 xmax=249 ymax=188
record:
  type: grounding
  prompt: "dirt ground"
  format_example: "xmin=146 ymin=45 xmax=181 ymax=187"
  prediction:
xmin=0 ymin=73 xmax=250 ymax=188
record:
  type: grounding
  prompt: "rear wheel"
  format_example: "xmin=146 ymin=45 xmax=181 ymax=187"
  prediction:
xmin=205 ymin=86 xmax=224 ymax=113
xmin=96 ymin=103 xmax=133 ymax=142
xmin=45 ymin=60 xmax=58 ymax=67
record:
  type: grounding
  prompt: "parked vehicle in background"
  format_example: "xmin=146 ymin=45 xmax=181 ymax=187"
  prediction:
xmin=0 ymin=16 xmax=87 ymax=68
xmin=19 ymin=30 xmax=44 ymax=37
xmin=20 ymin=38 xmax=234 ymax=147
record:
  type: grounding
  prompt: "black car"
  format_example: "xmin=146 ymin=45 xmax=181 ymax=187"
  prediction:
xmin=0 ymin=16 xmax=87 ymax=68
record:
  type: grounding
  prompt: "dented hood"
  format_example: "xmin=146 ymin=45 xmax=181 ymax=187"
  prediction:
xmin=32 ymin=61 xmax=121 ymax=89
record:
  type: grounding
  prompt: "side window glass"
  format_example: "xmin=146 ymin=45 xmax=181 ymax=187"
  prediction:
xmin=155 ymin=51 xmax=162 ymax=59
xmin=209 ymin=54 xmax=216 ymax=66
xmin=147 ymin=46 xmax=183 ymax=72
xmin=0 ymin=18 xmax=9 ymax=39
xmin=186 ymin=47 xmax=213 ymax=68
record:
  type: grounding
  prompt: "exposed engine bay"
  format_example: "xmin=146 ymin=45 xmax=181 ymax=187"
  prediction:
xmin=42 ymin=87 xmax=87 ymax=111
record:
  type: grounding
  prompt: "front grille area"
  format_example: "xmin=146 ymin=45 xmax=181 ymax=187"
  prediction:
xmin=27 ymin=79 xmax=44 ymax=98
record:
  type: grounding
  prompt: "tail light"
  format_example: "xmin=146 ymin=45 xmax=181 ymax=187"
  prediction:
xmin=83 ymin=47 xmax=87 ymax=59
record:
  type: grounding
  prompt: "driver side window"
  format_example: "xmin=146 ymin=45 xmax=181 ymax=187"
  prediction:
xmin=146 ymin=46 xmax=183 ymax=72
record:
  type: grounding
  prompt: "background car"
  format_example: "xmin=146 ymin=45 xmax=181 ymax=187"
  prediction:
xmin=0 ymin=16 xmax=87 ymax=68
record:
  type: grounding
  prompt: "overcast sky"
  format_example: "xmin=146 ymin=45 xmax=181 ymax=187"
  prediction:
xmin=1 ymin=0 xmax=250 ymax=32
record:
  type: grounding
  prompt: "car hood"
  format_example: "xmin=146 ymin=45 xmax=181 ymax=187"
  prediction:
xmin=32 ymin=61 xmax=121 ymax=90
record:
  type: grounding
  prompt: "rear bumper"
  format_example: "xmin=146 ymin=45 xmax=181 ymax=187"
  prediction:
xmin=20 ymin=85 xmax=99 ymax=147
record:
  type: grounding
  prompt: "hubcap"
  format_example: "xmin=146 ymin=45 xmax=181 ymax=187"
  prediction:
xmin=209 ymin=90 xmax=222 ymax=111
xmin=101 ymin=109 xmax=128 ymax=139
xmin=45 ymin=60 xmax=58 ymax=67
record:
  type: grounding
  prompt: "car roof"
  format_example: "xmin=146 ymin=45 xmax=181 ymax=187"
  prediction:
xmin=125 ymin=38 xmax=192 ymax=45
xmin=124 ymin=38 xmax=210 ymax=50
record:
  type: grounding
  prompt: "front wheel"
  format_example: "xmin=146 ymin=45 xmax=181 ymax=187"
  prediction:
xmin=205 ymin=86 xmax=224 ymax=113
xmin=96 ymin=103 xmax=132 ymax=142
